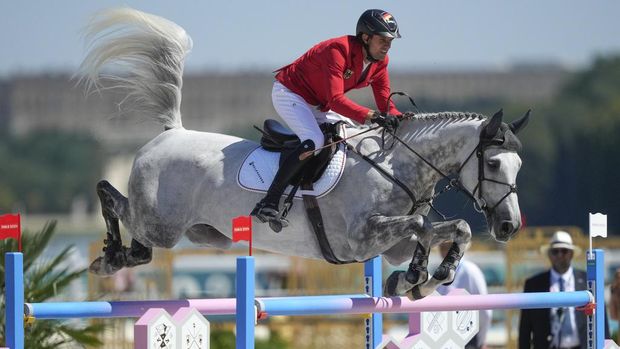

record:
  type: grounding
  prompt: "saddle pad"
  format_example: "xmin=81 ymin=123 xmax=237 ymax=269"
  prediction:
xmin=237 ymin=144 xmax=346 ymax=199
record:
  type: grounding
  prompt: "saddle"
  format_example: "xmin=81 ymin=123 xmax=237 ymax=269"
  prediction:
xmin=257 ymin=119 xmax=340 ymax=182
xmin=252 ymin=119 xmax=352 ymax=264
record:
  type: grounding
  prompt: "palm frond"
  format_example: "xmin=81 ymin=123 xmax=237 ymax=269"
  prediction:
xmin=0 ymin=220 xmax=107 ymax=348
xmin=22 ymin=220 xmax=58 ymax=272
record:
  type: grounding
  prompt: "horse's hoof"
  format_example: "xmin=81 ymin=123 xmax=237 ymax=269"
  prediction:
xmin=405 ymin=285 xmax=426 ymax=300
xmin=384 ymin=271 xmax=403 ymax=296
xmin=433 ymin=265 xmax=456 ymax=286
xmin=124 ymin=246 xmax=152 ymax=268
xmin=88 ymin=256 xmax=123 ymax=276
xmin=384 ymin=270 xmax=418 ymax=297
xmin=405 ymin=268 xmax=428 ymax=287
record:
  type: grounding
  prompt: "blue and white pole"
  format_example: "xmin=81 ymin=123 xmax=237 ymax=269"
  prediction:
xmin=586 ymin=249 xmax=604 ymax=349
xmin=236 ymin=256 xmax=255 ymax=349
xmin=364 ymin=256 xmax=382 ymax=349
xmin=5 ymin=252 xmax=24 ymax=349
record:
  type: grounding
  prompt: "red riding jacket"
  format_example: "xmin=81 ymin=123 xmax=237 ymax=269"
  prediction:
xmin=275 ymin=35 xmax=401 ymax=124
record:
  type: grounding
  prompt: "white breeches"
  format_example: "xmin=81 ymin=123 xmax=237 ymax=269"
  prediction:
xmin=272 ymin=81 xmax=353 ymax=148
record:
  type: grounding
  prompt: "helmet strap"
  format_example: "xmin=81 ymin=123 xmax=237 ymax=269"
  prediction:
xmin=362 ymin=35 xmax=379 ymax=63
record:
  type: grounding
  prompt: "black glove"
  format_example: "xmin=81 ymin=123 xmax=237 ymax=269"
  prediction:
xmin=371 ymin=112 xmax=400 ymax=132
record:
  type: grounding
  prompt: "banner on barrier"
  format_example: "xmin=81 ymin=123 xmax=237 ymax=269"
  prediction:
xmin=0 ymin=213 xmax=21 ymax=251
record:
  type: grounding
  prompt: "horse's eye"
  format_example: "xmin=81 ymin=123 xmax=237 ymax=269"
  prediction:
xmin=487 ymin=159 xmax=500 ymax=169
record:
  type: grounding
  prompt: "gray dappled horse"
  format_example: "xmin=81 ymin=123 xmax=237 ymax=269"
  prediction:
xmin=81 ymin=8 xmax=529 ymax=299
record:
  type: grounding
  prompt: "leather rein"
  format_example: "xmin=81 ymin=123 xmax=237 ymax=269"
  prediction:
xmin=345 ymin=113 xmax=518 ymax=219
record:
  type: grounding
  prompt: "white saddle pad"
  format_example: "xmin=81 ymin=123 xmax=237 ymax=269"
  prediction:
xmin=237 ymin=143 xmax=347 ymax=199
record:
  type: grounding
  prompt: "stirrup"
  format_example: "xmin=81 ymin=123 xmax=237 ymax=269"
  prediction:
xmin=251 ymin=202 xmax=279 ymax=223
xmin=268 ymin=216 xmax=289 ymax=233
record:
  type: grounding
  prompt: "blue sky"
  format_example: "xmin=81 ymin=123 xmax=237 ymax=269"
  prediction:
xmin=1 ymin=1 xmax=619 ymax=77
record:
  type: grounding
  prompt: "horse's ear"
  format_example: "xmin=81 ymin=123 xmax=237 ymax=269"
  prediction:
xmin=509 ymin=109 xmax=531 ymax=134
xmin=482 ymin=109 xmax=503 ymax=139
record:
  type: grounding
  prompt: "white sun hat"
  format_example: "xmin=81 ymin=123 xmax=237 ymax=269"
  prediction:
xmin=540 ymin=230 xmax=582 ymax=256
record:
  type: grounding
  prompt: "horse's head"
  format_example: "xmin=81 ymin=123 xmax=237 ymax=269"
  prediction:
xmin=458 ymin=109 xmax=530 ymax=242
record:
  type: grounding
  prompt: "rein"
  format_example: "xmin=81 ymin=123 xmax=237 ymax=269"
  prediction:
xmin=348 ymin=112 xmax=518 ymax=219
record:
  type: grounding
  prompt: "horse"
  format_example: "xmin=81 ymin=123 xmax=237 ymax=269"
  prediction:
xmin=80 ymin=8 xmax=529 ymax=299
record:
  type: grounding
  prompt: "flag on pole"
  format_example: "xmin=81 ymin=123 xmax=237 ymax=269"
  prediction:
xmin=232 ymin=215 xmax=252 ymax=255
xmin=589 ymin=212 xmax=607 ymax=238
xmin=0 ymin=213 xmax=22 ymax=251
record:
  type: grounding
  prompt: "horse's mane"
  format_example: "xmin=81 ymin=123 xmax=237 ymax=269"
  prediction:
xmin=412 ymin=112 xmax=487 ymax=122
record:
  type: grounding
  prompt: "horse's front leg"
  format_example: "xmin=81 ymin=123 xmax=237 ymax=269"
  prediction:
xmin=411 ymin=219 xmax=472 ymax=300
xmin=379 ymin=216 xmax=435 ymax=298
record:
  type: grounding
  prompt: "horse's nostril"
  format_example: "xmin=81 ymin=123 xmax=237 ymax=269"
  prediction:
xmin=501 ymin=221 xmax=514 ymax=234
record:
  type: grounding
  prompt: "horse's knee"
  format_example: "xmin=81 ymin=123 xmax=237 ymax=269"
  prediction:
xmin=454 ymin=220 xmax=472 ymax=241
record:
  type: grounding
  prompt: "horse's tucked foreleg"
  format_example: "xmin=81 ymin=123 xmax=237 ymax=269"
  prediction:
xmin=411 ymin=219 xmax=472 ymax=300
xmin=363 ymin=214 xmax=435 ymax=298
xmin=384 ymin=242 xmax=432 ymax=297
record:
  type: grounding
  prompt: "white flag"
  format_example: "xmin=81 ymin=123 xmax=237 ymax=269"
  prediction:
xmin=589 ymin=212 xmax=607 ymax=238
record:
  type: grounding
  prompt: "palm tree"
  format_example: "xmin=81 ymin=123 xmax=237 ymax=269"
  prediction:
xmin=0 ymin=220 xmax=105 ymax=348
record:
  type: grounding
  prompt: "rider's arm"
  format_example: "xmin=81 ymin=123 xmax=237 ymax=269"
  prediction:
xmin=370 ymin=56 xmax=401 ymax=116
xmin=320 ymin=45 xmax=373 ymax=124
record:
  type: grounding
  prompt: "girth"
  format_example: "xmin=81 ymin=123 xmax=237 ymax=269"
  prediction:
xmin=301 ymin=180 xmax=357 ymax=265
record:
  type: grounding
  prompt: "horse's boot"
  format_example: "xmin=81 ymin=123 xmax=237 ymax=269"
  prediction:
xmin=251 ymin=139 xmax=315 ymax=226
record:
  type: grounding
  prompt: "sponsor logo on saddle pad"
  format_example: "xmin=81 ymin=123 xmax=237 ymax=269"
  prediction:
xmin=237 ymin=144 xmax=347 ymax=198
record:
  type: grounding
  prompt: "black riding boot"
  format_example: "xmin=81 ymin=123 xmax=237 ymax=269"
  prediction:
xmin=251 ymin=139 xmax=315 ymax=223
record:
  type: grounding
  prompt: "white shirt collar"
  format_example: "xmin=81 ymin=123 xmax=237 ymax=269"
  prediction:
xmin=550 ymin=266 xmax=573 ymax=282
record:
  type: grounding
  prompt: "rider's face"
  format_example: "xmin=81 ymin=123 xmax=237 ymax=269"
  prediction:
xmin=364 ymin=34 xmax=393 ymax=61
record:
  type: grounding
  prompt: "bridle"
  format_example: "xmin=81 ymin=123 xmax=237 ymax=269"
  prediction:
xmin=347 ymin=114 xmax=518 ymax=219
xmin=453 ymin=135 xmax=518 ymax=214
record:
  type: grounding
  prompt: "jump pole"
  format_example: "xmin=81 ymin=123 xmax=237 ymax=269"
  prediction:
xmin=4 ymin=250 xmax=606 ymax=349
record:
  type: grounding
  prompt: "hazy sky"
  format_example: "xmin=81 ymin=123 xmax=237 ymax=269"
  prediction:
xmin=1 ymin=1 xmax=619 ymax=77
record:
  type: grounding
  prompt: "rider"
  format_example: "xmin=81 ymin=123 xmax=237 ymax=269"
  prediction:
xmin=251 ymin=9 xmax=403 ymax=224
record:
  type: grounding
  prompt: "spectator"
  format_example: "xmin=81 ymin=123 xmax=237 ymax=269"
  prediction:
xmin=518 ymin=230 xmax=609 ymax=349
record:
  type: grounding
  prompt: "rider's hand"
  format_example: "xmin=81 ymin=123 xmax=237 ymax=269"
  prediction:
xmin=371 ymin=112 xmax=400 ymax=133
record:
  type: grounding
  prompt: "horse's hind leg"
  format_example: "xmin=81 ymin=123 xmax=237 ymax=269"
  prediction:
xmin=124 ymin=238 xmax=152 ymax=268
xmin=89 ymin=180 xmax=152 ymax=275
xmin=89 ymin=181 xmax=126 ymax=275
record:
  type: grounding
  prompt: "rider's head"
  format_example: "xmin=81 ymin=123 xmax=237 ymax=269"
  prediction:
xmin=356 ymin=9 xmax=401 ymax=62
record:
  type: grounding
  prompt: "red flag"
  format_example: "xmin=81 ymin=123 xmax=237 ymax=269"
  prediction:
xmin=0 ymin=213 xmax=21 ymax=251
xmin=232 ymin=216 xmax=252 ymax=242
xmin=232 ymin=215 xmax=252 ymax=256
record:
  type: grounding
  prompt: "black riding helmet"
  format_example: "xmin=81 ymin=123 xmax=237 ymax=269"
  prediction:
xmin=356 ymin=9 xmax=401 ymax=62
xmin=356 ymin=9 xmax=401 ymax=39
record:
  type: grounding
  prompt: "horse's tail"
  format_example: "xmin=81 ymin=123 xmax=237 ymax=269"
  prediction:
xmin=78 ymin=7 xmax=192 ymax=130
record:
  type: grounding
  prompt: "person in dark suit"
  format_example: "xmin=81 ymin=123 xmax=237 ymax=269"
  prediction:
xmin=518 ymin=231 xmax=609 ymax=349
